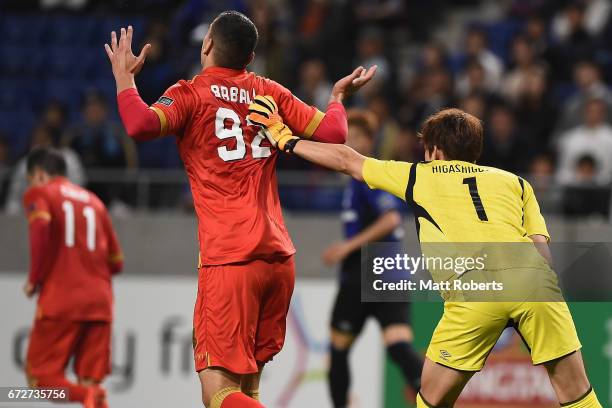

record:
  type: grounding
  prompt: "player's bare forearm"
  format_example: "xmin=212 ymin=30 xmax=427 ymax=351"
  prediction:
xmin=343 ymin=210 xmax=402 ymax=253
xmin=293 ymin=141 xmax=366 ymax=181
xmin=115 ymin=74 xmax=137 ymax=94
xmin=529 ymin=234 xmax=552 ymax=266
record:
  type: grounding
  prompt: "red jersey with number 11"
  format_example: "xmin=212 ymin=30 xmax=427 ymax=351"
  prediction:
xmin=151 ymin=67 xmax=324 ymax=265
xmin=23 ymin=178 xmax=123 ymax=321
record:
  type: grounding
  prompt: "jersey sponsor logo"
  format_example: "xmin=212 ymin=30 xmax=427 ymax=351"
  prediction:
xmin=431 ymin=163 xmax=486 ymax=174
xmin=439 ymin=349 xmax=452 ymax=361
xmin=157 ymin=96 xmax=174 ymax=106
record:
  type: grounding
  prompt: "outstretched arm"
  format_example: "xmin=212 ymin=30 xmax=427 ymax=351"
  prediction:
xmin=293 ymin=140 xmax=367 ymax=181
xmin=247 ymin=95 xmax=368 ymax=179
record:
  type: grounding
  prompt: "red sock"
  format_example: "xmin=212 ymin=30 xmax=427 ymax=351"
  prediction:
xmin=35 ymin=376 xmax=89 ymax=402
xmin=220 ymin=392 xmax=265 ymax=407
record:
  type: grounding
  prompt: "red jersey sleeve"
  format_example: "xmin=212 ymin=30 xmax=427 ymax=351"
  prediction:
xmin=150 ymin=80 xmax=198 ymax=136
xmin=267 ymin=80 xmax=325 ymax=138
xmin=102 ymin=209 xmax=123 ymax=274
xmin=23 ymin=188 xmax=52 ymax=285
xmin=23 ymin=187 xmax=52 ymax=224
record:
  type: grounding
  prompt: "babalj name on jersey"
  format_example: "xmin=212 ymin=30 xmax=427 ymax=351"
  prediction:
xmin=210 ymin=84 xmax=256 ymax=104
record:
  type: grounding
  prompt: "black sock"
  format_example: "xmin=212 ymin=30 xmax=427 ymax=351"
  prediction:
xmin=328 ymin=345 xmax=351 ymax=408
xmin=387 ymin=341 xmax=423 ymax=391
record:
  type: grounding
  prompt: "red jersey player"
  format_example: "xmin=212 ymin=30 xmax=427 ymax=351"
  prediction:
xmin=104 ymin=11 xmax=375 ymax=408
xmin=22 ymin=147 xmax=123 ymax=408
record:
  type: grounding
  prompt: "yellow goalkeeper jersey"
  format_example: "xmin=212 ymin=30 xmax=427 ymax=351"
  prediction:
xmin=362 ymin=159 xmax=549 ymax=243
xmin=362 ymin=159 xmax=583 ymax=373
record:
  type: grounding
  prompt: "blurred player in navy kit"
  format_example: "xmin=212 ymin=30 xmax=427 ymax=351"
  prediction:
xmin=321 ymin=110 xmax=423 ymax=407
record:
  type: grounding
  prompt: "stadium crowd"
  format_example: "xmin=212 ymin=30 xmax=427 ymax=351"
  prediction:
xmin=1 ymin=0 xmax=612 ymax=216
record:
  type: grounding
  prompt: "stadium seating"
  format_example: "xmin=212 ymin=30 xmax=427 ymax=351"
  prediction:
xmin=0 ymin=15 xmax=144 ymax=157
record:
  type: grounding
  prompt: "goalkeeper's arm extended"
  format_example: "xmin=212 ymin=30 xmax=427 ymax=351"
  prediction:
xmin=247 ymin=95 xmax=367 ymax=181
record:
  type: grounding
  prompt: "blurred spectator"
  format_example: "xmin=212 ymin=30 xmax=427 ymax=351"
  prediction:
xmin=419 ymin=42 xmax=449 ymax=73
xmin=514 ymin=67 xmax=558 ymax=152
xmin=39 ymin=101 xmax=68 ymax=145
xmin=524 ymin=15 xmax=552 ymax=59
xmin=296 ymin=59 xmax=333 ymax=111
xmin=528 ymin=153 xmax=560 ymax=213
xmin=367 ymin=96 xmax=400 ymax=160
xmin=295 ymin=0 xmax=355 ymax=81
xmin=61 ymin=91 xmax=137 ymax=206
xmin=550 ymin=2 xmax=597 ymax=80
xmin=62 ymin=92 xmax=137 ymax=170
xmin=354 ymin=27 xmax=391 ymax=99
xmin=137 ymin=32 xmax=179 ymax=104
xmin=562 ymin=155 xmax=611 ymax=218
xmin=480 ymin=104 xmax=530 ymax=173
xmin=459 ymin=92 xmax=487 ymax=120
xmin=575 ymin=154 xmax=598 ymax=183
xmin=456 ymin=59 xmax=500 ymax=102
xmin=557 ymin=60 xmax=612 ymax=132
xmin=461 ymin=27 xmax=504 ymax=91
xmin=552 ymin=0 xmax=611 ymax=40
xmin=557 ymin=98 xmax=612 ymax=186
xmin=501 ymin=35 xmax=542 ymax=103
xmin=5 ymin=126 xmax=84 ymax=214
xmin=411 ymin=68 xmax=454 ymax=126
xmin=392 ymin=126 xmax=420 ymax=162
xmin=404 ymin=42 xmax=449 ymax=100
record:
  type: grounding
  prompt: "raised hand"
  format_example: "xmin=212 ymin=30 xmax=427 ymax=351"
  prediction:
xmin=104 ymin=26 xmax=151 ymax=92
xmin=329 ymin=65 xmax=378 ymax=103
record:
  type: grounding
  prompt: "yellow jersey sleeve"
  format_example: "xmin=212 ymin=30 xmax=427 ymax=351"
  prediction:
xmin=362 ymin=158 xmax=412 ymax=200
xmin=521 ymin=179 xmax=549 ymax=239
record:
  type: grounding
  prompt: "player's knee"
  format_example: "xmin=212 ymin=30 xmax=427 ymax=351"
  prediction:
xmin=545 ymin=352 xmax=591 ymax=402
xmin=330 ymin=329 xmax=354 ymax=350
xmin=382 ymin=324 xmax=413 ymax=346
xmin=418 ymin=387 xmax=450 ymax=407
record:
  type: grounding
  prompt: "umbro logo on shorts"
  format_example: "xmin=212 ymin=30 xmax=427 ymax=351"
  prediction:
xmin=439 ymin=349 xmax=452 ymax=361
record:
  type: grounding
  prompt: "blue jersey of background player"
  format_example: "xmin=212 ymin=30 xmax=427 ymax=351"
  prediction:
xmin=339 ymin=177 xmax=404 ymax=285
xmin=322 ymin=110 xmax=423 ymax=407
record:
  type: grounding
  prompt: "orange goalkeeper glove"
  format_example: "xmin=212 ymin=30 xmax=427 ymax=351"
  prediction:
xmin=247 ymin=95 xmax=300 ymax=153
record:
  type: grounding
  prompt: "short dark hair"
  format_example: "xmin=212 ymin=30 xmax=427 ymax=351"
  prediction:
xmin=420 ymin=108 xmax=483 ymax=163
xmin=210 ymin=11 xmax=258 ymax=70
xmin=27 ymin=146 xmax=67 ymax=177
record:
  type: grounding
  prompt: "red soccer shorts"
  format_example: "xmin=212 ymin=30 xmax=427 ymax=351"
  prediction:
xmin=26 ymin=318 xmax=111 ymax=381
xmin=193 ymin=255 xmax=295 ymax=374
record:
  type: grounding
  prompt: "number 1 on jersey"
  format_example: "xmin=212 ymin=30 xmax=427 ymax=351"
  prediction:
xmin=462 ymin=177 xmax=488 ymax=221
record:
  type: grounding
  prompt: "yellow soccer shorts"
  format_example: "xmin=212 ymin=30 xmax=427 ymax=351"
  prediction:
xmin=426 ymin=301 xmax=582 ymax=371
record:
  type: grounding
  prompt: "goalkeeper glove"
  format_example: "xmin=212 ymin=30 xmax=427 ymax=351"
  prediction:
xmin=247 ymin=95 xmax=300 ymax=153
